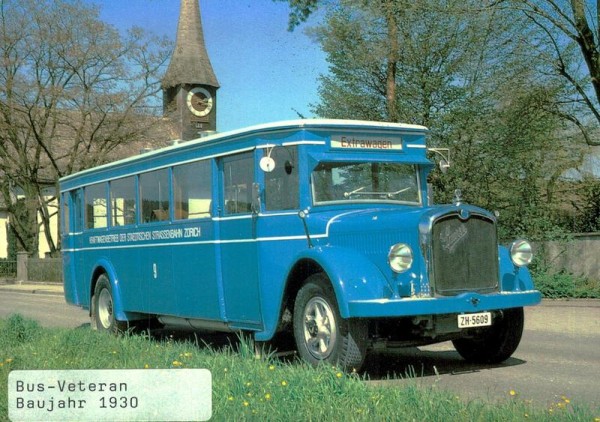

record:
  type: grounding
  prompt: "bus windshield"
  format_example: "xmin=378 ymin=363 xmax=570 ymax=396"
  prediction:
xmin=311 ymin=161 xmax=421 ymax=205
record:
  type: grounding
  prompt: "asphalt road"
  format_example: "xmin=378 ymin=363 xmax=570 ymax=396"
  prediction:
xmin=0 ymin=290 xmax=89 ymax=328
xmin=365 ymin=300 xmax=600 ymax=409
xmin=1 ymin=290 xmax=598 ymax=409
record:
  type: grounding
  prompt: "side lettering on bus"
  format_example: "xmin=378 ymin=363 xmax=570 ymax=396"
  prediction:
xmin=88 ymin=227 xmax=202 ymax=245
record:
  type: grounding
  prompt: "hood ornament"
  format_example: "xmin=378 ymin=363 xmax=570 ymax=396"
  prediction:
xmin=453 ymin=189 xmax=463 ymax=205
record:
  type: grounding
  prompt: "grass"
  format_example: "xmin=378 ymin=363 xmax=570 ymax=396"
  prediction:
xmin=1 ymin=314 xmax=598 ymax=421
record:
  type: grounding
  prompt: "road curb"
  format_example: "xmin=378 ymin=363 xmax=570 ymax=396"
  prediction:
xmin=540 ymin=298 xmax=600 ymax=307
xmin=0 ymin=282 xmax=63 ymax=296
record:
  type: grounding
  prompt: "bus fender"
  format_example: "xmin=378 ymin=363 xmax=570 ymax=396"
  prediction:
xmin=296 ymin=246 xmax=390 ymax=318
xmin=90 ymin=259 xmax=127 ymax=322
xmin=498 ymin=246 xmax=536 ymax=292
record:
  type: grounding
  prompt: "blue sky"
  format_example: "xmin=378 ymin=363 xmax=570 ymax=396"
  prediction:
xmin=91 ymin=0 xmax=328 ymax=132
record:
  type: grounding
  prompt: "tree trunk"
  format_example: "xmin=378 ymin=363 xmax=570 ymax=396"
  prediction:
xmin=384 ymin=0 xmax=399 ymax=122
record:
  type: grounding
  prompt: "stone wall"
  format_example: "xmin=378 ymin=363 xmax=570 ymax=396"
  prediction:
xmin=537 ymin=233 xmax=600 ymax=281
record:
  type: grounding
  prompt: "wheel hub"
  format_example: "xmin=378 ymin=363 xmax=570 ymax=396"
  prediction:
xmin=303 ymin=297 xmax=337 ymax=360
xmin=97 ymin=288 xmax=113 ymax=329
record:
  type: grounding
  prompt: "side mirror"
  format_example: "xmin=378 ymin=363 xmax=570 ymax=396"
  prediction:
xmin=251 ymin=182 xmax=261 ymax=214
xmin=438 ymin=158 xmax=450 ymax=173
xmin=259 ymin=156 xmax=276 ymax=172
xmin=427 ymin=148 xmax=451 ymax=173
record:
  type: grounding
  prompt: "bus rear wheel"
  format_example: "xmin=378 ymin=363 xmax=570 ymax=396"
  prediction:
xmin=452 ymin=307 xmax=524 ymax=364
xmin=293 ymin=274 xmax=367 ymax=371
xmin=93 ymin=275 xmax=126 ymax=334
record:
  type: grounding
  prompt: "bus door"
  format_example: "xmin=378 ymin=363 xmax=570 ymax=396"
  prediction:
xmin=218 ymin=151 xmax=262 ymax=328
xmin=170 ymin=159 xmax=221 ymax=321
xmin=63 ymin=189 xmax=85 ymax=304
xmin=138 ymin=168 xmax=176 ymax=315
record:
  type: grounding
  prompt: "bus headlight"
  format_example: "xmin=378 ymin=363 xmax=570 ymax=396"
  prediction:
xmin=510 ymin=239 xmax=533 ymax=267
xmin=388 ymin=243 xmax=413 ymax=273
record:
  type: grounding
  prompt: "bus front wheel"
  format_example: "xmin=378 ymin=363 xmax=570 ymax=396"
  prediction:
xmin=452 ymin=307 xmax=524 ymax=364
xmin=93 ymin=275 xmax=126 ymax=334
xmin=293 ymin=274 xmax=367 ymax=371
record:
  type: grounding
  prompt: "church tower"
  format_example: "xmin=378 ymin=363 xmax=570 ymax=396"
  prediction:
xmin=162 ymin=0 xmax=219 ymax=140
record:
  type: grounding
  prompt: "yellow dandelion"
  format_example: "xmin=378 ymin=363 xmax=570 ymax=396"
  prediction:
xmin=594 ymin=418 xmax=600 ymax=422
xmin=227 ymin=396 xmax=234 ymax=401
xmin=524 ymin=413 xmax=529 ymax=418
xmin=281 ymin=380 xmax=288 ymax=386
xmin=180 ymin=352 xmax=193 ymax=358
xmin=172 ymin=360 xmax=183 ymax=367
xmin=265 ymin=393 xmax=271 ymax=401
xmin=111 ymin=351 xmax=117 ymax=354
xmin=269 ymin=365 xmax=275 ymax=371
xmin=5 ymin=358 xmax=13 ymax=363
xmin=557 ymin=402 xmax=566 ymax=409
xmin=509 ymin=390 xmax=517 ymax=396
xmin=243 ymin=401 xmax=249 ymax=407
xmin=336 ymin=372 xmax=343 ymax=378
xmin=144 ymin=364 xmax=149 ymax=369
xmin=245 ymin=382 xmax=252 ymax=387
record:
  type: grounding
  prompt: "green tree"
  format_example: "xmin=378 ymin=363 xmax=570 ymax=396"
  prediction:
xmin=0 ymin=0 xmax=171 ymax=256
xmin=279 ymin=0 xmax=580 ymax=239
xmin=507 ymin=0 xmax=600 ymax=146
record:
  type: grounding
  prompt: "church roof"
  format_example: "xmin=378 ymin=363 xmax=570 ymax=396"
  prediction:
xmin=162 ymin=0 xmax=219 ymax=89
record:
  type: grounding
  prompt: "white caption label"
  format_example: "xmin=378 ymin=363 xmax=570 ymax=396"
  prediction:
xmin=8 ymin=369 xmax=212 ymax=421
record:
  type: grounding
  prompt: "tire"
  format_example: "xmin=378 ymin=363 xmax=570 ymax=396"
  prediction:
xmin=293 ymin=273 xmax=368 ymax=371
xmin=93 ymin=274 xmax=127 ymax=334
xmin=452 ymin=307 xmax=524 ymax=364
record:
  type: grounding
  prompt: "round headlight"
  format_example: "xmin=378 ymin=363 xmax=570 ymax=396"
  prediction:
xmin=388 ymin=243 xmax=413 ymax=273
xmin=510 ymin=239 xmax=533 ymax=267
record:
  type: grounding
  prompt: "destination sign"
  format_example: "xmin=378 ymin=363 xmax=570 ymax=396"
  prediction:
xmin=331 ymin=135 xmax=403 ymax=151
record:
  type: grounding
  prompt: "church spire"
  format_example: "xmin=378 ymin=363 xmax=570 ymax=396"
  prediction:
xmin=162 ymin=0 xmax=219 ymax=139
xmin=163 ymin=0 xmax=219 ymax=88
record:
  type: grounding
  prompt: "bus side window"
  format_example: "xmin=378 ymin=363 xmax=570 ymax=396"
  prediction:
xmin=62 ymin=192 xmax=70 ymax=235
xmin=264 ymin=146 xmax=298 ymax=211
xmin=223 ymin=152 xmax=254 ymax=215
xmin=110 ymin=176 xmax=136 ymax=226
xmin=84 ymin=183 xmax=107 ymax=229
xmin=72 ymin=189 xmax=83 ymax=232
xmin=173 ymin=160 xmax=212 ymax=219
xmin=140 ymin=169 xmax=170 ymax=223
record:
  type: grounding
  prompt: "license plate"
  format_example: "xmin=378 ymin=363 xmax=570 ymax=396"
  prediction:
xmin=458 ymin=312 xmax=492 ymax=328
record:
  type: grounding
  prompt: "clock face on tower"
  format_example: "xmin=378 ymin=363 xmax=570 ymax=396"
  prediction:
xmin=186 ymin=87 xmax=213 ymax=117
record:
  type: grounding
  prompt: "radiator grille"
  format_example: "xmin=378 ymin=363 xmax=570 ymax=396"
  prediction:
xmin=431 ymin=214 xmax=499 ymax=296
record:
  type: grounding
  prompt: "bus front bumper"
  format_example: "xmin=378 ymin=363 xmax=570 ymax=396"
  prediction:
xmin=346 ymin=290 xmax=542 ymax=318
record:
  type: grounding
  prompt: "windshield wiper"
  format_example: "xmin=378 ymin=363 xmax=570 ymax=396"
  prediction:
xmin=344 ymin=186 xmax=412 ymax=199
xmin=385 ymin=187 xmax=411 ymax=198
xmin=343 ymin=186 xmax=366 ymax=198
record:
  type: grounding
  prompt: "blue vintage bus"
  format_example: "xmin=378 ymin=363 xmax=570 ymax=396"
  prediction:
xmin=60 ymin=119 xmax=541 ymax=370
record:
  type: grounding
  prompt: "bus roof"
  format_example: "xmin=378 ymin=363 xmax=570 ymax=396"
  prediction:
xmin=59 ymin=119 xmax=429 ymax=187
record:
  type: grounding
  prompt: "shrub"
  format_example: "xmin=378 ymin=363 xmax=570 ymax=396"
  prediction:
xmin=532 ymin=270 xmax=600 ymax=299
xmin=0 ymin=314 xmax=41 ymax=347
